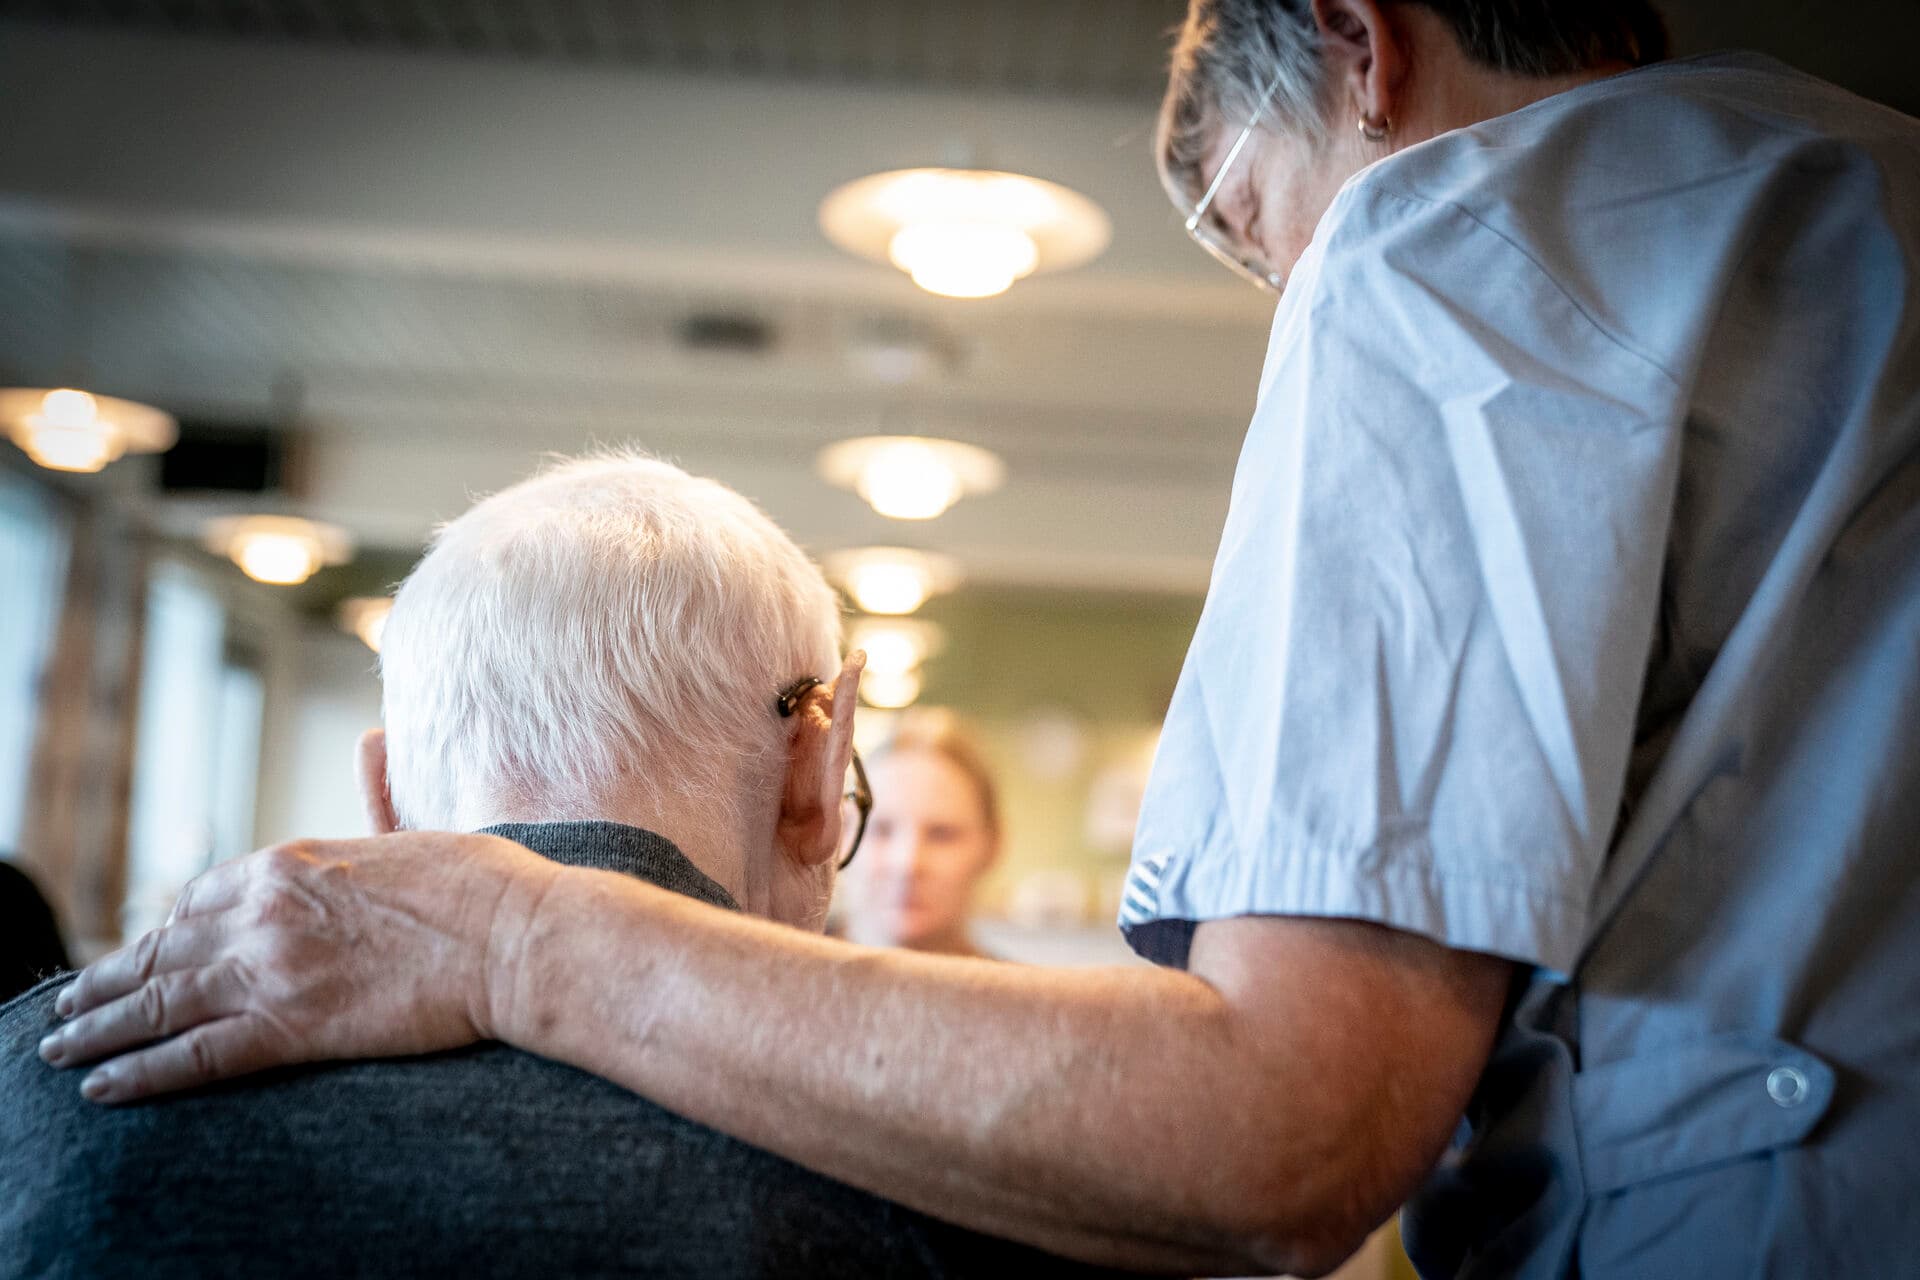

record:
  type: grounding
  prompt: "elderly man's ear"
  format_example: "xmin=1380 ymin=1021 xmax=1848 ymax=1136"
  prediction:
xmin=356 ymin=728 xmax=401 ymax=835
xmin=776 ymin=652 xmax=864 ymax=871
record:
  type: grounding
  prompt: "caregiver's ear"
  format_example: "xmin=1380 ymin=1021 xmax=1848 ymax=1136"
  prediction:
xmin=356 ymin=728 xmax=401 ymax=835
xmin=1310 ymin=0 xmax=1410 ymax=126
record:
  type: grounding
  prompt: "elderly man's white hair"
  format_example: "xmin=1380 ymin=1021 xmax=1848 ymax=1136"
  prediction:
xmin=380 ymin=452 xmax=842 ymax=835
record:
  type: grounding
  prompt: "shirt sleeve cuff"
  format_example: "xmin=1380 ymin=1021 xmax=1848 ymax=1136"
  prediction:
xmin=1119 ymin=838 xmax=1585 ymax=978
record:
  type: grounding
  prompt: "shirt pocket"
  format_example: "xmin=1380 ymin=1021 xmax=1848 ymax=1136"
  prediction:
xmin=1572 ymin=1031 xmax=1833 ymax=1193
xmin=1572 ymin=1031 xmax=1834 ymax=1277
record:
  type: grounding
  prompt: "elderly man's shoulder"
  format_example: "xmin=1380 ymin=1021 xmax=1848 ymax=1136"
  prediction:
xmin=0 ymin=974 xmax=75 ymax=1099
xmin=0 ymin=970 xmax=62 ymax=1025
xmin=0 ymin=974 xmax=96 ymax=1258
xmin=0 ymin=974 xmax=107 ymax=1167
xmin=0 ymin=977 xmax=1137 ymax=1279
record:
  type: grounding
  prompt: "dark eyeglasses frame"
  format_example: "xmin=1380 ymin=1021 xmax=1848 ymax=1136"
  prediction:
xmin=776 ymin=676 xmax=871 ymax=870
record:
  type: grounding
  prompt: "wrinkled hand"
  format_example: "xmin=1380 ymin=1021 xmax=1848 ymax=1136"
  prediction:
xmin=37 ymin=830 xmax=559 ymax=1104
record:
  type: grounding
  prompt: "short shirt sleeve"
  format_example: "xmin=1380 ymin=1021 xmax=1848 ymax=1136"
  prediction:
xmin=1121 ymin=178 xmax=1684 ymax=976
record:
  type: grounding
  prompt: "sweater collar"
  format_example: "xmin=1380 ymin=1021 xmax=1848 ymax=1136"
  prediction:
xmin=476 ymin=820 xmax=740 ymax=913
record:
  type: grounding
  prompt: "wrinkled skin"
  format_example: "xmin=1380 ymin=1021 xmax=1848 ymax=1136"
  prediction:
xmin=39 ymin=830 xmax=554 ymax=1100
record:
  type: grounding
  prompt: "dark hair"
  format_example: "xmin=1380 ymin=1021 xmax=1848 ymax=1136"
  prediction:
xmin=1412 ymin=0 xmax=1667 ymax=76
xmin=1156 ymin=0 xmax=1667 ymax=209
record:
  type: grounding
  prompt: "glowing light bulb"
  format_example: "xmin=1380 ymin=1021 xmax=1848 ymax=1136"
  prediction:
xmin=887 ymin=222 xmax=1038 ymax=299
xmin=847 ymin=562 xmax=931 ymax=615
xmin=826 ymin=548 xmax=959 ymax=619
xmin=18 ymin=388 xmax=122 ymax=472
xmin=340 ymin=596 xmax=394 ymax=652
xmin=40 ymin=389 xmax=99 ymax=427
xmin=0 ymin=387 xmax=176 ymax=474
xmin=860 ymin=668 xmax=922 ymax=710
xmin=848 ymin=619 xmax=944 ymax=705
xmin=21 ymin=423 xmax=119 ymax=472
xmin=205 ymin=515 xmax=351 ymax=587
xmin=236 ymin=532 xmax=322 ymax=585
xmin=820 ymin=168 xmax=1109 ymax=301
xmin=855 ymin=441 xmax=963 ymax=520
xmin=857 ymin=627 xmax=922 ymax=676
xmin=817 ymin=437 xmax=1005 ymax=523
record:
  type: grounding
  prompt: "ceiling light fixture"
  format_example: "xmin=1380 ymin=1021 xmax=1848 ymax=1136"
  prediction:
xmin=817 ymin=435 xmax=1004 ymax=521
xmin=890 ymin=222 xmax=1037 ymax=299
xmin=203 ymin=515 xmax=353 ymax=586
xmin=847 ymin=617 xmax=944 ymax=710
xmin=859 ymin=668 xmax=924 ymax=710
xmin=820 ymin=168 xmax=1110 ymax=300
xmin=825 ymin=547 xmax=962 ymax=616
xmin=0 ymin=387 xmax=177 ymax=474
xmin=338 ymin=596 xmax=394 ymax=653
xmin=849 ymin=617 xmax=944 ymax=675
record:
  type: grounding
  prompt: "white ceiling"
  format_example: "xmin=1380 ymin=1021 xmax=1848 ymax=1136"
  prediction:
xmin=1 ymin=0 xmax=1188 ymax=98
xmin=1 ymin=2 xmax=1913 ymax=597
xmin=14 ymin=0 xmax=1914 ymax=114
xmin=0 ymin=14 xmax=1271 ymax=595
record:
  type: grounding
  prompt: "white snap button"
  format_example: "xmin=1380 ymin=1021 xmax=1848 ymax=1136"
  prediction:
xmin=1767 ymin=1065 xmax=1809 ymax=1107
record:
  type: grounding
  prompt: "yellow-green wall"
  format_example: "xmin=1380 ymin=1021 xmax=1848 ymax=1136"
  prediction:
xmin=893 ymin=586 xmax=1204 ymax=922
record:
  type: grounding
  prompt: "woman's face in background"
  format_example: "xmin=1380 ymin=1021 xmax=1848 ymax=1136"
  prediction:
xmin=841 ymin=749 xmax=997 ymax=949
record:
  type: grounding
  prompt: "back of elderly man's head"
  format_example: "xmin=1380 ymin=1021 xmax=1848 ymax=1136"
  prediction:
xmin=379 ymin=453 xmax=842 ymax=834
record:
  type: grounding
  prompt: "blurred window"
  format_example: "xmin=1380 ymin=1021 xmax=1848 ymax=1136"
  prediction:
xmin=0 ymin=472 xmax=68 ymax=854
xmin=124 ymin=563 xmax=264 ymax=936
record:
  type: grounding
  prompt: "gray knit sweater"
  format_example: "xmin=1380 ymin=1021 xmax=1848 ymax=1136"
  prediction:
xmin=0 ymin=822 xmax=1132 ymax=1279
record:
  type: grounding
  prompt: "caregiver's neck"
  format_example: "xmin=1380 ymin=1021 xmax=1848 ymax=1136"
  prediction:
xmin=1389 ymin=6 xmax=1639 ymax=147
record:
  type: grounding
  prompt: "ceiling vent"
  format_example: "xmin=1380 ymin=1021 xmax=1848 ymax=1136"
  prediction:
xmin=678 ymin=312 xmax=776 ymax=356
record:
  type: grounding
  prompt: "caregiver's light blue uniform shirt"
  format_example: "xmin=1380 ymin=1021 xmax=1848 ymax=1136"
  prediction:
xmin=1120 ymin=54 xmax=1920 ymax=1278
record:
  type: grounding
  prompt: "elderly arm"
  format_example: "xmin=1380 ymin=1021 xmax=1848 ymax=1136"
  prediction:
xmin=501 ymin=866 xmax=1508 ymax=1275
xmin=44 ymin=833 xmax=1508 ymax=1276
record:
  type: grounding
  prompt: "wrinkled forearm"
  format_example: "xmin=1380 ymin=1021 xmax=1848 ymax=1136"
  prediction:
xmin=489 ymin=865 xmax=1379 ymax=1274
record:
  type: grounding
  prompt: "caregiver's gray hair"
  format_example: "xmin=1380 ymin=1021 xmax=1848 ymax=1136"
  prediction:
xmin=1157 ymin=0 xmax=1669 ymax=213
xmin=379 ymin=452 xmax=842 ymax=834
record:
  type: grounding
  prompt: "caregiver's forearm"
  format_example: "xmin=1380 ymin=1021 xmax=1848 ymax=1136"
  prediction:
xmin=491 ymin=868 xmax=1416 ymax=1274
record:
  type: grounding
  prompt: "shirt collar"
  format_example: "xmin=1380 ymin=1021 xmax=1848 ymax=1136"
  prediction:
xmin=476 ymin=820 xmax=740 ymax=913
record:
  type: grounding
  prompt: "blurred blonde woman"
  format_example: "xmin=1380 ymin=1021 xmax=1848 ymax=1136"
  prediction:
xmin=838 ymin=712 xmax=1000 ymax=958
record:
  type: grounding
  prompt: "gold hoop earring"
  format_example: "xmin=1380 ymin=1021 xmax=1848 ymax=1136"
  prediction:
xmin=1358 ymin=113 xmax=1391 ymax=142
